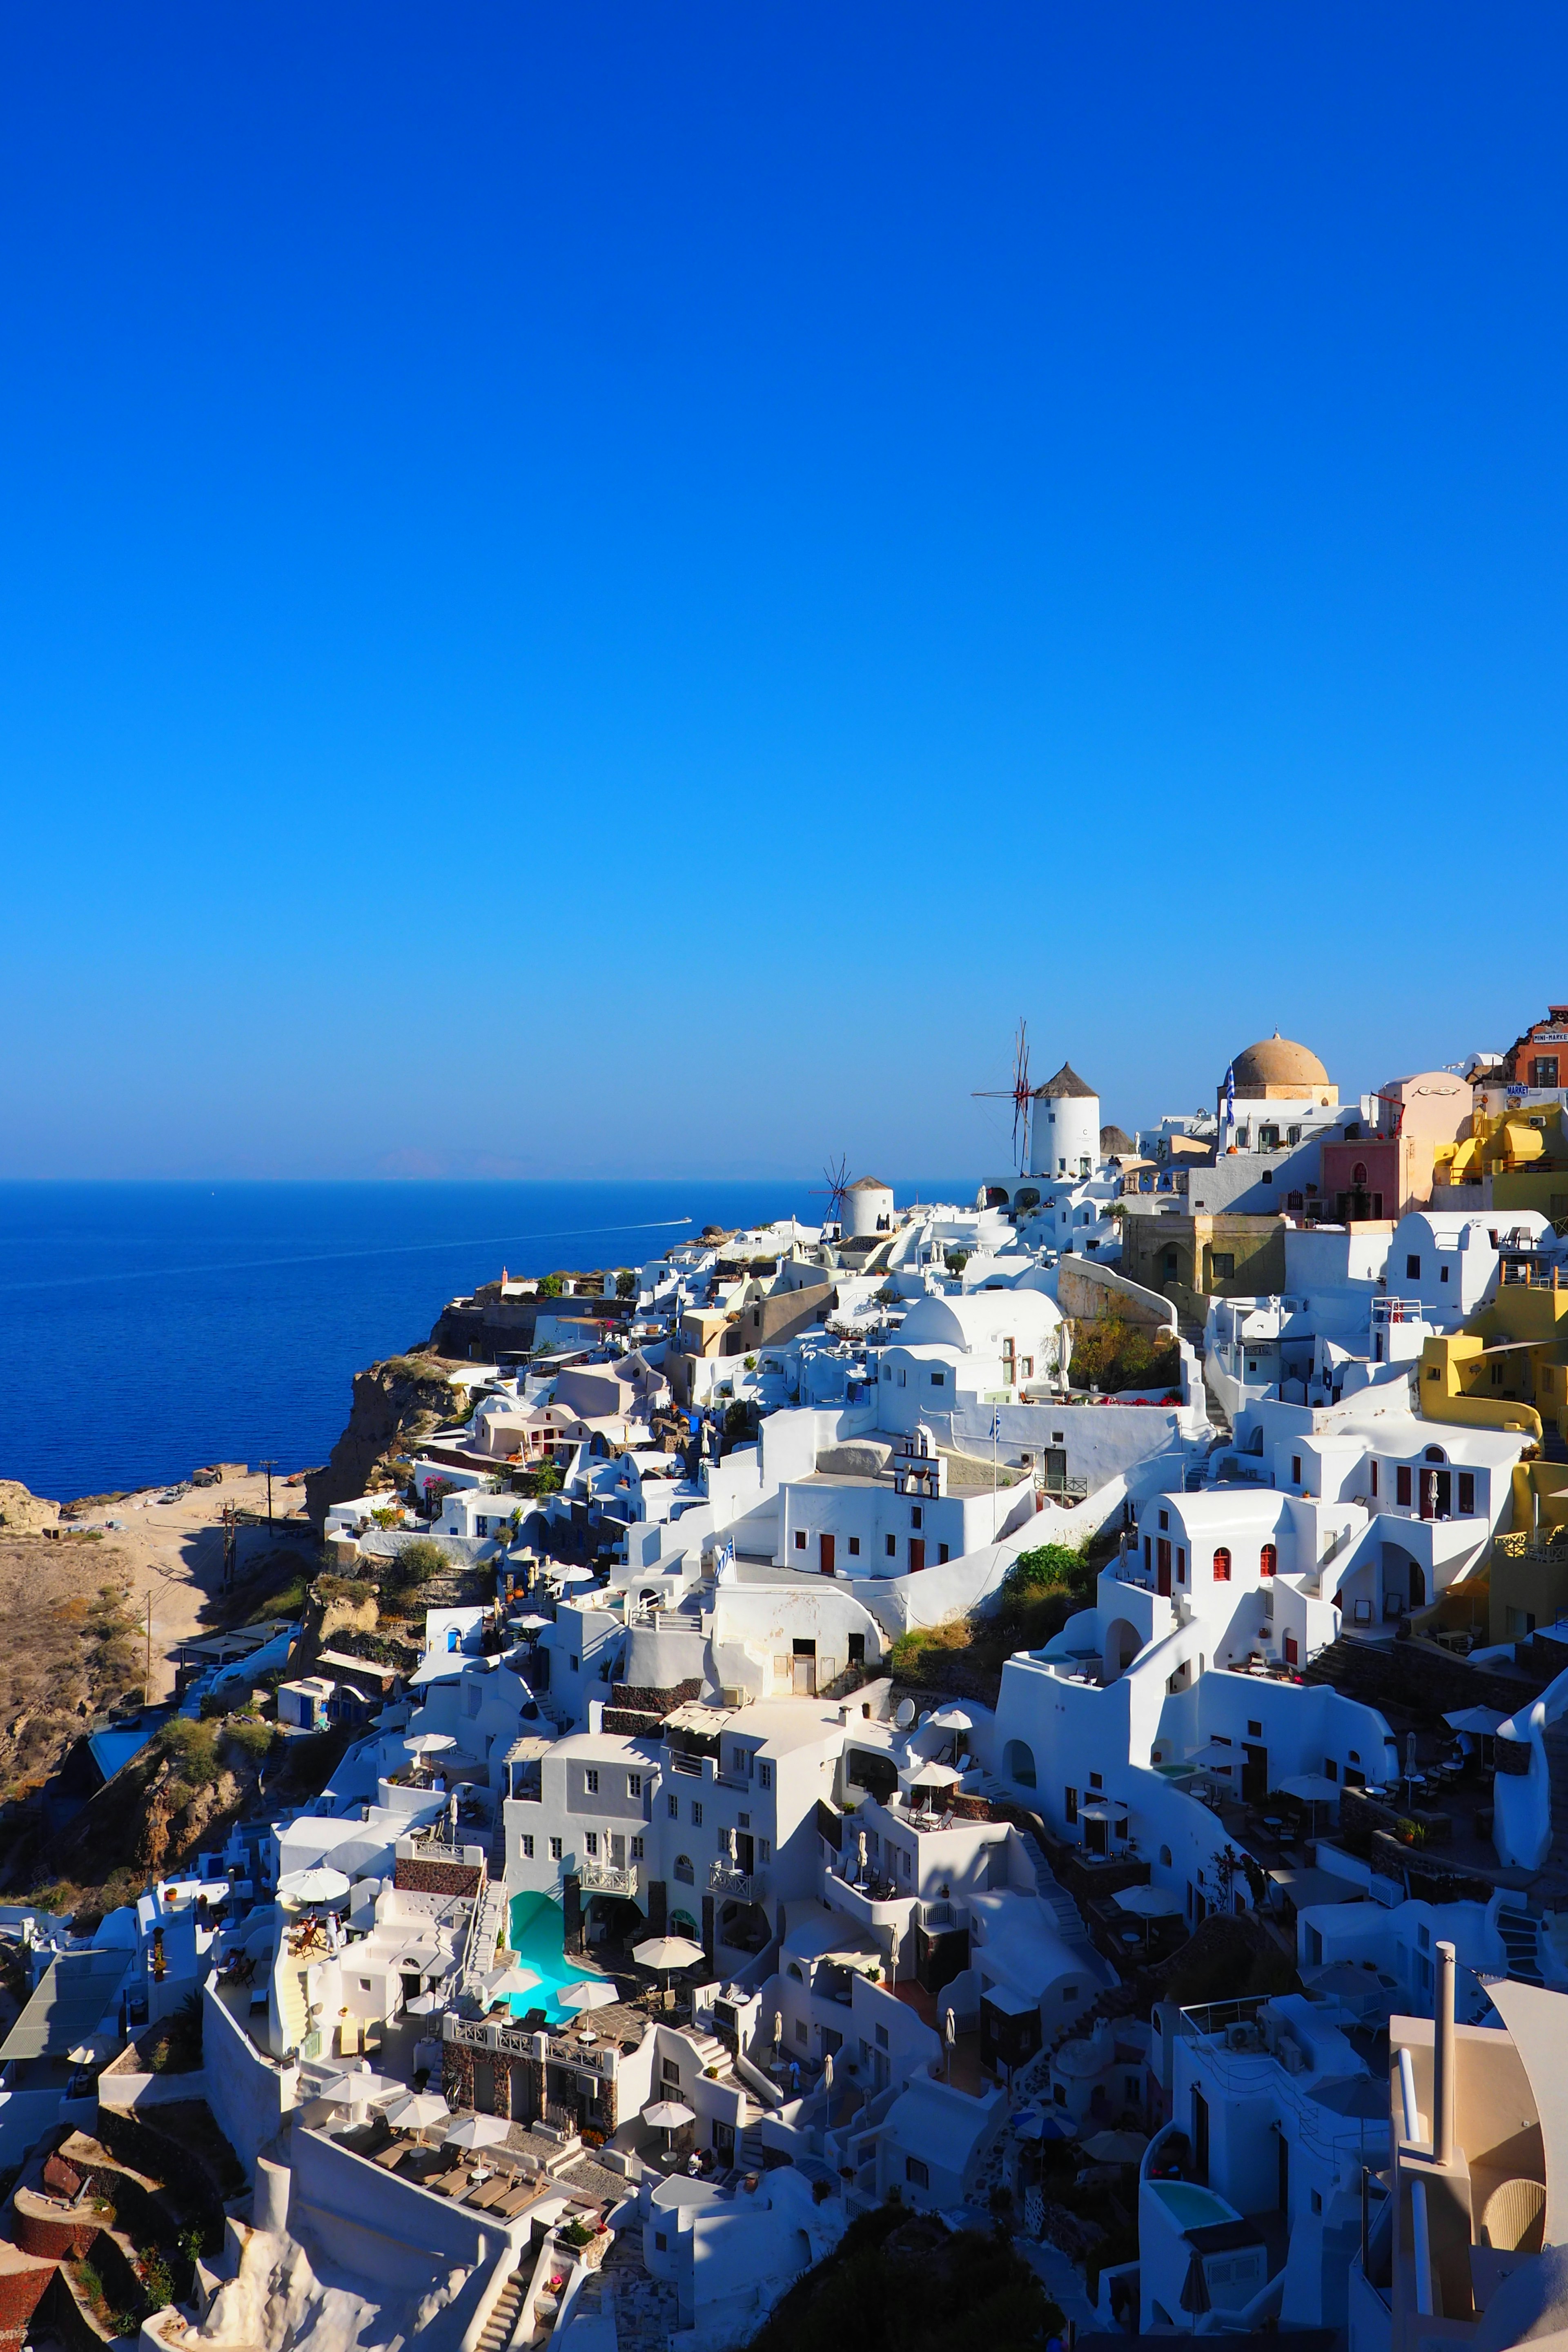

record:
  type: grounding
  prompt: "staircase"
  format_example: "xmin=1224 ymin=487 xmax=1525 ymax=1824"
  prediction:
xmin=464 ymin=1872 xmax=511 ymax=1993
xmin=1497 ymin=1904 xmax=1544 ymax=1986
xmin=476 ymin=2265 xmax=526 ymax=2352
xmin=738 ymin=2121 xmax=768 ymax=2172
xmin=975 ymin=1784 xmax=1093 ymax=1949
xmin=685 ymin=2029 xmax=729 ymax=2074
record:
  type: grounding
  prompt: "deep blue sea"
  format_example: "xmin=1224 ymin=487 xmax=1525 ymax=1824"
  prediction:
xmin=0 ymin=1180 xmax=963 ymax=1501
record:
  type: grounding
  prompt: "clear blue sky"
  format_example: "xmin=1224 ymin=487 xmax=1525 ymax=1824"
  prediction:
xmin=2 ymin=5 xmax=1565 ymax=1181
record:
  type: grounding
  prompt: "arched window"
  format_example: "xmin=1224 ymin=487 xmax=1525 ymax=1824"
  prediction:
xmin=1213 ymin=1547 xmax=1232 ymax=1582
xmin=1259 ymin=1543 xmax=1277 ymax=1579
xmin=1159 ymin=1845 xmax=1172 ymax=1867
xmin=1287 ymin=1191 xmax=1303 ymax=1212
xmin=1352 ymin=1162 xmax=1368 ymax=1186
xmin=1424 ymin=1445 xmax=1446 ymax=1464
xmin=674 ymin=1854 xmax=694 ymax=1885
xmin=670 ymin=1911 xmax=699 ymax=1936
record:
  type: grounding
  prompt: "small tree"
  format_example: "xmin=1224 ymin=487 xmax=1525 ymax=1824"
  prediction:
xmin=539 ymin=1274 xmax=564 ymax=1300
xmin=616 ymin=1269 xmax=637 ymax=1299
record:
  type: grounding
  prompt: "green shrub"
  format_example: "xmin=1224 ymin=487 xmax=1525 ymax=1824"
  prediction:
xmin=157 ymin=1717 xmax=223 ymax=1795
xmin=386 ymin=1538 xmax=448 ymax=1593
xmin=222 ymin=1715 xmax=276 ymax=1765
xmin=616 ymin=1270 xmax=637 ymax=1299
xmin=538 ymin=1274 xmax=564 ymax=1299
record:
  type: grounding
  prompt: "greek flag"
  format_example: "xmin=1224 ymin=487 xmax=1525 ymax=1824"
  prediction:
xmin=713 ymin=1536 xmax=735 ymax=1577
xmin=1224 ymin=1062 xmax=1236 ymax=1135
xmin=989 ymin=1409 xmax=1002 ymax=1439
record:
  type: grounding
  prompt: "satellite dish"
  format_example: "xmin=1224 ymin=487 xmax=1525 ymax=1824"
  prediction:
xmin=894 ymin=1698 xmax=915 ymax=1731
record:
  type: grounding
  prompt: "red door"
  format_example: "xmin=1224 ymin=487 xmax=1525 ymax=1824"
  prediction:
xmin=909 ymin=1539 xmax=926 ymax=1572
xmin=1156 ymin=1539 xmax=1172 ymax=1597
xmin=819 ymin=1532 xmax=835 ymax=1576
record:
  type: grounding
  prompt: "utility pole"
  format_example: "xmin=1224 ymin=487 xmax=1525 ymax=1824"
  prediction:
xmin=260 ymin=1459 xmax=277 ymax=1536
xmin=145 ymin=1593 xmax=152 ymax=1700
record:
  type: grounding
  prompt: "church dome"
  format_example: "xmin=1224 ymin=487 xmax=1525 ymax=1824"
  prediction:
xmin=1230 ymin=1031 xmax=1330 ymax=1096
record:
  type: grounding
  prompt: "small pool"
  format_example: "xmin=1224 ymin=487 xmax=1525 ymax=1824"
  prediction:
xmin=1149 ymin=2180 xmax=1235 ymax=2227
xmin=506 ymin=1891 xmax=607 ymax=2027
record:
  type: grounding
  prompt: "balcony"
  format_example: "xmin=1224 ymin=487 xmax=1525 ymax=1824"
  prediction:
xmin=708 ymin=1861 xmax=760 ymax=1900
xmin=578 ymin=1858 xmax=638 ymax=1898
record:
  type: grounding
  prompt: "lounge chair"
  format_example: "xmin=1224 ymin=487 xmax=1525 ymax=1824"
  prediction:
xmin=465 ymin=2175 xmax=513 ymax=2211
xmin=491 ymin=2181 xmax=540 ymax=2220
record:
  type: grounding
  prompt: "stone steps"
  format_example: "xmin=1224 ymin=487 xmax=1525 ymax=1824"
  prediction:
xmin=476 ymin=2270 xmax=525 ymax=2352
xmin=1497 ymin=1905 xmax=1544 ymax=1986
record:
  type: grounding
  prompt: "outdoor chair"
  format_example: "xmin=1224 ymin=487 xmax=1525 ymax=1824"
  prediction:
xmin=492 ymin=2181 xmax=541 ymax=2220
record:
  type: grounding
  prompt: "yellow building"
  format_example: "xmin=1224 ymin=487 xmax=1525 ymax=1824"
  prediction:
xmin=1417 ymin=1267 xmax=1568 ymax=1639
xmin=1434 ymin=1102 xmax=1568 ymax=1223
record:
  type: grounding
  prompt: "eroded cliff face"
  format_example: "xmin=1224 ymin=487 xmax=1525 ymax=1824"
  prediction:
xmin=303 ymin=1354 xmax=465 ymax=1530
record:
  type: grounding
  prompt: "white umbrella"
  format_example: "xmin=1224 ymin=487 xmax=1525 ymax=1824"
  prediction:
xmin=556 ymin=1980 xmax=617 ymax=2013
xmin=632 ymin=1934 xmax=706 ymax=1974
xmin=944 ymin=2010 xmax=958 ymax=2046
xmin=772 ymin=2010 xmax=784 ymax=2052
xmin=444 ymin=2113 xmax=511 ymax=2151
xmin=929 ymin=1704 xmax=974 ymax=1731
xmin=510 ymin=1613 xmax=551 ymax=1633
xmin=908 ymin=1761 xmax=963 ymax=1788
xmin=642 ymin=2099 xmax=695 ymax=2146
xmin=553 ymin=1565 xmax=595 ymax=1586
xmin=822 ymin=2049 xmax=834 ymax=2091
xmin=384 ymin=2091 xmax=450 ymax=2131
xmin=277 ymin=1867 xmax=352 ymax=1906
xmin=1277 ymin=1773 xmax=1340 ymax=1804
xmin=403 ymin=1990 xmax=445 ymax=2017
xmin=319 ymin=2066 xmax=399 ymax=2105
xmin=405 ymin=1732 xmax=457 ymax=1758
xmin=486 ymin=1965 xmax=542 ymax=2001
xmin=1112 ymin=1886 xmax=1184 ymax=1918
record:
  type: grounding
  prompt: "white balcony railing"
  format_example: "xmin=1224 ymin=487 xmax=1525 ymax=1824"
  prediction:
xmin=708 ymin=1861 xmax=758 ymax=1900
xmin=578 ymin=1858 xmax=638 ymax=1898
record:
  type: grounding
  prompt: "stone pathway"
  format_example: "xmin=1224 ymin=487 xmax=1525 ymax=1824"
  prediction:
xmin=575 ymin=2222 xmax=678 ymax=2352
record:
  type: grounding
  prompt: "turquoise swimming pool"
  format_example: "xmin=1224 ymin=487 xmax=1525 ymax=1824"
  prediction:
xmin=506 ymin=1891 xmax=601 ymax=2027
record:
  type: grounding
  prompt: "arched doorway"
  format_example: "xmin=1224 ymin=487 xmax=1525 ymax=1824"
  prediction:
xmin=1103 ymin=1618 xmax=1141 ymax=1681
xmin=1004 ymin=1738 xmax=1037 ymax=1788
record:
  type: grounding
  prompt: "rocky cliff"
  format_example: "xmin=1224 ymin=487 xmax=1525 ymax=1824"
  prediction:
xmin=303 ymin=1352 xmax=467 ymax=1530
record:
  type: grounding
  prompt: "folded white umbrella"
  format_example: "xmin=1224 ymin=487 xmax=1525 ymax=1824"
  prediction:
xmin=443 ymin=2113 xmax=511 ymax=2151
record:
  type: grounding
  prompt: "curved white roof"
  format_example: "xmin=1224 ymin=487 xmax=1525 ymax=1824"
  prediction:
xmin=898 ymin=1289 xmax=1061 ymax=1353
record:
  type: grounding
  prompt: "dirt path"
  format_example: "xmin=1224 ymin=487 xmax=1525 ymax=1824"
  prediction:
xmin=62 ymin=1471 xmax=315 ymax=1699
